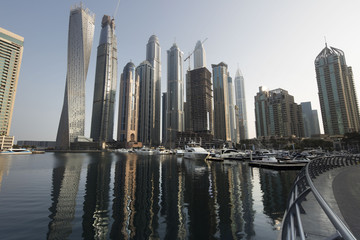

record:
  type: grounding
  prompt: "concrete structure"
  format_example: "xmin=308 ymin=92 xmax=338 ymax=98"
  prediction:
xmin=212 ymin=62 xmax=231 ymax=142
xmin=0 ymin=27 xmax=24 ymax=136
xmin=166 ymin=43 xmax=184 ymax=147
xmin=146 ymin=35 xmax=161 ymax=146
xmin=90 ymin=15 xmax=117 ymax=144
xmin=255 ymin=87 xmax=304 ymax=138
xmin=185 ymin=67 xmax=213 ymax=134
xmin=193 ymin=40 xmax=206 ymax=69
xmin=0 ymin=136 xmax=14 ymax=150
xmin=136 ymin=61 xmax=155 ymax=146
xmin=56 ymin=5 xmax=95 ymax=150
xmin=234 ymin=68 xmax=248 ymax=140
xmin=315 ymin=44 xmax=360 ymax=135
xmin=301 ymin=102 xmax=321 ymax=138
xmin=228 ymin=75 xmax=238 ymax=143
xmin=117 ymin=62 xmax=139 ymax=146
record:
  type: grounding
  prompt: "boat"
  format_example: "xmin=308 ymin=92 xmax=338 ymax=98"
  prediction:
xmin=183 ymin=142 xmax=209 ymax=160
xmin=156 ymin=146 xmax=171 ymax=155
xmin=176 ymin=149 xmax=185 ymax=156
xmin=218 ymin=148 xmax=245 ymax=160
xmin=134 ymin=147 xmax=156 ymax=155
xmin=0 ymin=148 xmax=32 ymax=155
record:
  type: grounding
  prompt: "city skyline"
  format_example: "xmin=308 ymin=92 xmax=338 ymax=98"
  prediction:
xmin=2 ymin=0 xmax=360 ymax=141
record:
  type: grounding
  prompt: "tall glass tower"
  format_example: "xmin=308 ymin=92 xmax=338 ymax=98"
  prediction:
xmin=56 ymin=4 xmax=95 ymax=150
xmin=212 ymin=62 xmax=231 ymax=142
xmin=193 ymin=40 xmax=206 ymax=69
xmin=146 ymin=35 xmax=161 ymax=146
xmin=166 ymin=43 xmax=184 ymax=147
xmin=136 ymin=61 xmax=154 ymax=146
xmin=234 ymin=68 xmax=248 ymax=140
xmin=90 ymin=15 xmax=117 ymax=144
xmin=228 ymin=75 xmax=237 ymax=143
xmin=0 ymin=27 xmax=24 ymax=136
xmin=315 ymin=44 xmax=360 ymax=135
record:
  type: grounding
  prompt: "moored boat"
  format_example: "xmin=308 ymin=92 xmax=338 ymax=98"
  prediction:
xmin=183 ymin=142 xmax=209 ymax=160
xmin=0 ymin=148 xmax=32 ymax=155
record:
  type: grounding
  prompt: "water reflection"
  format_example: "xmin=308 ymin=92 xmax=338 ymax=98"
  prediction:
xmin=43 ymin=153 xmax=297 ymax=239
xmin=47 ymin=153 xmax=84 ymax=239
xmin=0 ymin=156 xmax=11 ymax=192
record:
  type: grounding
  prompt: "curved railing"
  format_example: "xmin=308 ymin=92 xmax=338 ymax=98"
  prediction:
xmin=280 ymin=156 xmax=360 ymax=240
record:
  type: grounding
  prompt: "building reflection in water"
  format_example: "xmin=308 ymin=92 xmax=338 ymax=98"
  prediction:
xmin=47 ymin=153 xmax=84 ymax=239
xmin=82 ymin=153 xmax=113 ymax=239
xmin=0 ymin=156 xmax=11 ymax=192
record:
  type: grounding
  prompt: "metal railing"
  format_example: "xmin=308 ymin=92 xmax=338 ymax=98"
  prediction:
xmin=280 ymin=156 xmax=360 ymax=240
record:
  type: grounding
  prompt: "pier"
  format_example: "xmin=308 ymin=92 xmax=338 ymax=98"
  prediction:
xmin=280 ymin=156 xmax=360 ymax=239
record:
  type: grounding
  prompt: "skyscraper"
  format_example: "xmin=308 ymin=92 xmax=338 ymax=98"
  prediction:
xmin=228 ymin=75 xmax=237 ymax=143
xmin=234 ymin=68 xmax=248 ymax=140
xmin=186 ymin=67 xmax=213 ymax=133
xmin=0 ymin=27 xmax=24 ymax=136
xmin=146 ymin=35 xmax=161 ymax=146
xmin=212 ymin=62 xmax=231 ymax=142
xmin=90 ymin=15 xmax=117 ymax=144
xmin=166 ymin=43 xmax=184 ymax=147
xmin=315 ymin=44 xmax=360 ymax=135
xmin=136 ymin=61 xmax=154 ymax=146
xmin=162 ymin=92 xmax=167 ymax=144
xmin=193 ymin=40 xmax=206 ymax=69
xmin=255 ymin=87 xmax=304 ymax=138
xmin=117 ymin=62 xmax=139 ymax=145
xmin=56 ymin=5 xmax=95 ymax=150
xmin=300 ymin=102 xmax=321 ymax=138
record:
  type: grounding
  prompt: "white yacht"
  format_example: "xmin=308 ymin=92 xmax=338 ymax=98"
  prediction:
xmin=155 ymin=146 xmax=171 ymax=155
xmin=135 ymin=147 xmax=156 ymax=155
xmin=0 ymin=148 xmax=32 ymax=155
xmin=218 ymin=149 xmax=245 ymax=159
xmin=183 ymin=142 xmax=209 ymax=160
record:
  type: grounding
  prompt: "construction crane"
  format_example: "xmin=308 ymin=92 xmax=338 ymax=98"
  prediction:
xmin=113 ymin=0 xmax=121 ymax=19
xmin=184 ymin=38 xmax=208 ymax=70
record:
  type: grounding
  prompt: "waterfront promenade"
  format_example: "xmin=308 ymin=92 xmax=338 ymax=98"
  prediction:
xmin=281 ymin=156 xmax=360 ymax=239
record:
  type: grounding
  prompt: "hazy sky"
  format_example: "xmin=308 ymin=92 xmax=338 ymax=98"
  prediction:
xmin=2 ymin=0 xmax=360 ymax=141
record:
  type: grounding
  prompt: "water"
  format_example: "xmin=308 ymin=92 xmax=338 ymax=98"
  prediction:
xmin=0 ymin=152 xmax=298 ymax=239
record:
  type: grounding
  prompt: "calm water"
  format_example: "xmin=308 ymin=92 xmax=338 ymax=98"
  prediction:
xmin=0 ymin=152 xmax=298 ymax=240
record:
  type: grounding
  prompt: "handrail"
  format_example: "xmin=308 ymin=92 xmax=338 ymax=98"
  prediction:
xmin=280 ymin=156 xmax=359 ymax=240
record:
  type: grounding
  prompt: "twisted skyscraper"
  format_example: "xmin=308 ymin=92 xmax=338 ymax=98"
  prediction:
xmin=56 ymin=5 xmax=95 ymax=150
xmin=90 ymin=15 xmax=118 ymax=144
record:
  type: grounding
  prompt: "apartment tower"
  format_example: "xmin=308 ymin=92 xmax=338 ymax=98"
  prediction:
xmin=90 ymin=15 xmax=117 ymax=144
xmin=56 ymin=5 xmax=95 ymax=149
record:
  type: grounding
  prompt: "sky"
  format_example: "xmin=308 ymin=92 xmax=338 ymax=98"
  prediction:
xmin=1 ymin=0 xmax=360 ymax=142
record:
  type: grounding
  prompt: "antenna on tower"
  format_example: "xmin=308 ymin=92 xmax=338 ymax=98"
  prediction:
xmin=324 ymin=36 xmax=327 ymax=47
xmin=113 ymin=0 xmax=121 ymax=19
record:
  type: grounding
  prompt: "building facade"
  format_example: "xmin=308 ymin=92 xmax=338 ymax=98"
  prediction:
xmin=234 ymin=68 xmax=248 ymax=140
xmin=117 ymin=62 xmax=139 ymax=145
xmin=255 ymin=87 xmax=304 ymax=138
xmin=212 ymin=62 xmax=231 ymax=142
xmin=315 ymin=44 xmax=360 ymax=135
xmin=166 ymin=43 xmax=184 ymax=147
xmin=228 ymin=75 xmax=238 ymax=143
xmin=136 ymin=61 xmax=155 ymax=146
xmin=0 ymin=27 xmax=24 ymax=136
xmin=162 ymin=92 xmax=167 ymax=144
xmin=186 ymin=67 xmax=213 ymax=134
xmin=300 ymin=102 xmax=321 ymax=138
xmin=90 ymin=15 xmax=117 ymax=144
xmin=193 ymin=40 xmax=206 ymax=69
xmin=56 ymin=5 xmax=95 ymax=150
xmin=146 ymin=35 xmax=161 ymax=146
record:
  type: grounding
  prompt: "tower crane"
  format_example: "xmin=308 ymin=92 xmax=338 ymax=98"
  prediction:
xmin=184 ymin=38 xmax=208 ymax=70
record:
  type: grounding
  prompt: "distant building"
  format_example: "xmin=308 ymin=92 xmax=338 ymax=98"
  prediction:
xmin=193 ymin=40 xmax=206 ymax=69
xmin=212 ymin=62 xmax=231 ymax=142
xmin=0 ymin=27 xmax=24 ymax=136
xmin=117 ymin=62 xmax=140 ymax=147
xmin=136 ymin=61 xmax=155 ymax=146
xmin=17 ymin=140 xmax=56 ymax=149
xmin=185 ymin=67 xmax=213 ymax=134
xmin=234 ymin=68 xmax=248 ymax=140
xmin=300 ymin=102 xmax=321 ymax=137
xmin=146 ymin=35 xmax=161 ymax=146
xmin=166 ymin=43 xmax=184 ymax=147
xmin=255 ymin=87 xmax=304 ymax=138
xmin=90 ymin=15 xmax=117 ymax=144
xmin=315 ymin=44 xmax=360 ymax=135
xmin=228 ymin=75 xmax=238 ymax=143
xmin=56 ymin=5 xmax=95 ymax=150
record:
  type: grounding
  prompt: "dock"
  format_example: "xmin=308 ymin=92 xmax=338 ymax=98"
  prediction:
xmin=248 ymin=161 xmax=306 ymax=170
